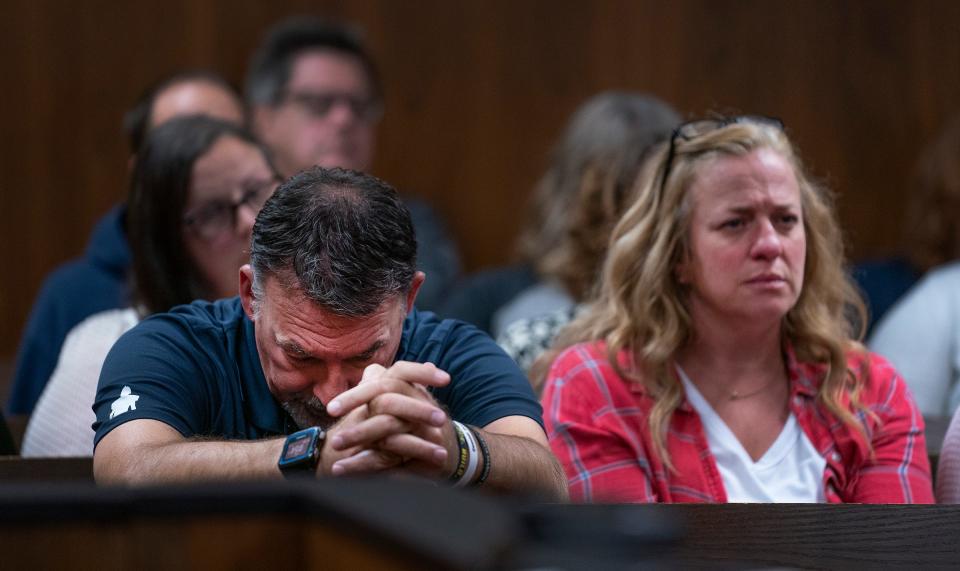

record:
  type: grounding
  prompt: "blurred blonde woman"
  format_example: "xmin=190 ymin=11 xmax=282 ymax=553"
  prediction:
xmin=498 ymin=92 xmax=679 ymax=372
xmin=539 ymin=116 xmax=933 ymax=503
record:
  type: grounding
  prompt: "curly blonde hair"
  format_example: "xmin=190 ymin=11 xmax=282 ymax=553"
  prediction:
xmin=534 ymin=119 xmax=870 ymax=466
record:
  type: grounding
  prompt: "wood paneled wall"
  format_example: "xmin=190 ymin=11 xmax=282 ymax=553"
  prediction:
xmin=2 ymin=0 xmax=958 ymax=357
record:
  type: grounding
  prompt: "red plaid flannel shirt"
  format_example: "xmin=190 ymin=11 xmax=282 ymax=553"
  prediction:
xmin=542 ymin=341 xmax=934 ymax=503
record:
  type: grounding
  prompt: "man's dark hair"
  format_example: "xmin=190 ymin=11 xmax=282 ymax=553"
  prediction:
xmin=245 ymin=16 xmax=382 ymax=106
xmin=129 ymin=115 xmax=272 ymax=314
xmin=123 ymin=70 xmax=241 ymax=155
xmin=250 ymin=167 xmax=417 ymax=316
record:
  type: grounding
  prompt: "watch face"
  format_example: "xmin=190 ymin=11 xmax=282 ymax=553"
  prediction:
xmin=279 ymin=426 xmax=323 ymax=474
xmin=284 ymin=434 xmax=311 ymax=460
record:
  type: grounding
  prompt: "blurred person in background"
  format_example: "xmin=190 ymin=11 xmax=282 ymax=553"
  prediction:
xmin=21 ymin=116 xmax=279 ymax=456
xmin=441 ymin=93 xmax=678 ymax=337
xmin=246 ymin=16 xmax=460 ymax=311
xmin=497 ymin=93 xmax=679 ymax=373
xmin=937 ymin=406 xmax=960 ymax=503
xmin=7 ymin=71 xmax=244 ymax=421
xmin=869 ymin=112 xmax=960 ymax=418
xmin=854 ymin=112 xmax=960 ymax=334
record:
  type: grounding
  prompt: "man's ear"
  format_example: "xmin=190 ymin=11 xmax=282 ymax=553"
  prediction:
xmin=404 ymin=271 xmax=426 ymax=314
xmin=239 ymin=265 xmax=257 ymax=320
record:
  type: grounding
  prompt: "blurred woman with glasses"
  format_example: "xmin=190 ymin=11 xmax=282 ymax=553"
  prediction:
xmin=539 ymin=116 xmax=933 ymax=503
xmin=22 ymin=115 xmax=279 ymax=456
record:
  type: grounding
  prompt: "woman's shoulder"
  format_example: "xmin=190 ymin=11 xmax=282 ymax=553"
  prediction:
xmin=842 ymin=348 xmax=912 ymax=408
xmin=551 ymin=340 xmax=611 ymax=372
xmin=792 ymin=346 xmax=904 ymax=397
xmin=921 ymin=260 xmax=960 ymax=288
xmin=873 ymin=261 xmax=960 ymax=331
xmin=547 ymin=341 xmax=646 ymax=397
xmin=62 ymin=308 xmax=140 ymax=354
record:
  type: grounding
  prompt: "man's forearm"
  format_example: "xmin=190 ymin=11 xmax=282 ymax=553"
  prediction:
xmin=476 ymin=430 xmax=569 ymax=501
xmin=95 ymin=430 xmax=286 ymax=485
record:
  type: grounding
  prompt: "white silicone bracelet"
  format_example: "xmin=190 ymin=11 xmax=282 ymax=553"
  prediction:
xmin=452 ymin=420 xmax=479 ymax=487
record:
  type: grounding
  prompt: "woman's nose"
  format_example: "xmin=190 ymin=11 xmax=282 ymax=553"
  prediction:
xmin=751 ymin=218 xmax=783 ymax=260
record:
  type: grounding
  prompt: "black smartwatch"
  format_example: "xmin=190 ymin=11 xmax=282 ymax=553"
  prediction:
xmin=278 ymin=426 xmax=325 ymax=478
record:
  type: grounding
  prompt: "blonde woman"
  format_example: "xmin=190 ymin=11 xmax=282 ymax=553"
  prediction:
xmin=539 ymin=116 xmax=933 ymax=503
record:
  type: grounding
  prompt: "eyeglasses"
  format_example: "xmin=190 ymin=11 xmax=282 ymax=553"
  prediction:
xmin=182 ymin=178 xmax=279 ymax=241
xmin=282 ymin=90 xmax=383 ymax=123
xmin=659 ymin=115 xmax=784 ymax=198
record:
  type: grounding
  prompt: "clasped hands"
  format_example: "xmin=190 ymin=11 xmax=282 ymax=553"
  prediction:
xmin=319 ymin=361 xmax=458 ymax=480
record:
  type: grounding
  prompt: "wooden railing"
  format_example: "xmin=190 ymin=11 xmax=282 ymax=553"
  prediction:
xmin=0 ymin=476 xmax=956 ymax=569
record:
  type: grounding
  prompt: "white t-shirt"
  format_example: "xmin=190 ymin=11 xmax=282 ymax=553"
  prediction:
xmin=869 ymin=261 xmax=960 ymax=418
xmin=21 ymin=308 xmax=139 ymax=457
xmin=677 ymin=367 xmax=826 ymax=503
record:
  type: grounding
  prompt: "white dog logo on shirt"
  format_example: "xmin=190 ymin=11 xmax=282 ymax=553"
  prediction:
xmin=109 ymin=386 xmax=140 ymax=419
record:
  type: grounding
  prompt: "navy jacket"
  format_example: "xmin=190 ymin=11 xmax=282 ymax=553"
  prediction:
xmin=8 ymin=205 xmax=130 ymax=415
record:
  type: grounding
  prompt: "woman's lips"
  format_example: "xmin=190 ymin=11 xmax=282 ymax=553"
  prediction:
xmin=748 ymin=274 xmax=783 ymax=282
xmin=745 ymin=273 xmax=786 ymax=285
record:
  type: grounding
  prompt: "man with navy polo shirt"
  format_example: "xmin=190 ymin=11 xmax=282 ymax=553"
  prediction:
xmin=92 ymin=167 xmax=566 ymax=498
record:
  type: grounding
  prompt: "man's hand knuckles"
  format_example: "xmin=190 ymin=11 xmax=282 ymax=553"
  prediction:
xmin=340 ymin=449 xmax=403 ymax=473
xmin=349 ymin=416 xmax=409 ymax=443
xmin=359 ymin=376 xmax=410 ymax=401
xmin=380 ymin=435 xmax=440 ymax=463
xmin=368 ymin=392 xmax=426 ymax=417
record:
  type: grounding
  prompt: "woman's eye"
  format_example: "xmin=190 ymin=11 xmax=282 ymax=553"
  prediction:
xmin=721 ymin=218 xmax=743 ymax=229
xmin=778 ymin=214 xmax=799 ymax=226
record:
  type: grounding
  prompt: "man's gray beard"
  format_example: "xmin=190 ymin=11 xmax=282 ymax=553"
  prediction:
xmin=282 ymin=395 xmax=337 ymax=430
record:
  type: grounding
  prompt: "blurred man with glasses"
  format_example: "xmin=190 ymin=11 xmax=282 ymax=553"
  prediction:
xmin=245 ymin=17 xmax=461 ymax=312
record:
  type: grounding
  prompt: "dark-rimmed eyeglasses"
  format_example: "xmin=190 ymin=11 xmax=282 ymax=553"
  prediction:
xmin=282 ymin=90 xmax=383 ymax=123
xmin=659 ymin=115 xmax=784 ymax=198
xmin=182 ymin=178 xmax=280 ymax=241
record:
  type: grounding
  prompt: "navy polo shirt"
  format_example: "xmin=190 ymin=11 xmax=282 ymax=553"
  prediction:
xmin=93 ymin=297 xmax=542 ymax=447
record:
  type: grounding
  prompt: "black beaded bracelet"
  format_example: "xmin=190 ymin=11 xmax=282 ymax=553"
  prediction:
xmin=468 ymin=425 xmax=491 ymax=487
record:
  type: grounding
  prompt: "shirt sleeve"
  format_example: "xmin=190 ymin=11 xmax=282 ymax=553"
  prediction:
xmin=847 ymin=354 xmax=935 ymax=503
xmin=430 ymin=322 xmax=543 ymax=430
xmin=936 ymin=406 xmax=960 ymax=503
xmin=541 ymin=345 xmax=658 ymax=503
xmin=92 ymin=315 xmax=222 ymax=447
